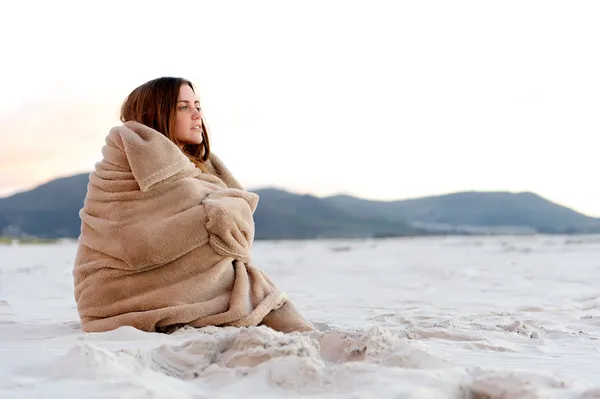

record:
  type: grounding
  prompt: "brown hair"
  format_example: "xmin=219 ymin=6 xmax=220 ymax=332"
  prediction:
xmin=120 ymin=77 xmax=211 ymax=171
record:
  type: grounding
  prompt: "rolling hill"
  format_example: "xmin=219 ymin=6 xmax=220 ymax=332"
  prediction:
xmin=1 ymin=173 xmax=599 ymax=239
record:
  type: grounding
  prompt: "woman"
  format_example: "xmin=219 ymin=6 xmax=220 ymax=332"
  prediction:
xmin=73 ymin=77 xmax=313 ymax=334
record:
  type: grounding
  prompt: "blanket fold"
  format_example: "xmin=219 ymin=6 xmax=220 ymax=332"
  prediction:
xmin=73 ymin=121 xmax=311 ymax=333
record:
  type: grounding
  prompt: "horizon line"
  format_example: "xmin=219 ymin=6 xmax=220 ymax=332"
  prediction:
xmin=0 ymin=170 xmax=594 ymax=218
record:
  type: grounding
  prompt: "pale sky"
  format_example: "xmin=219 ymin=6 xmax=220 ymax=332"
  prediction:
xmin=1 ymin=1 xmax=599 ymax=216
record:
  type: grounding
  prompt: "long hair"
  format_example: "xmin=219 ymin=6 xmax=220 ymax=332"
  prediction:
xmin=120 ymin=77 xmax=211 ymax=171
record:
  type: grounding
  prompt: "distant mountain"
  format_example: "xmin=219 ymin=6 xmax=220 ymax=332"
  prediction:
xmin=251 ymin=188 xmax=423 ymax=239
xmin=0 ymin=174 xmax=90 ymax=238
xmin=1 ymin=173 xmax=599 ymax=239
xmin=324 ymin=191 xmax=600 ymax=234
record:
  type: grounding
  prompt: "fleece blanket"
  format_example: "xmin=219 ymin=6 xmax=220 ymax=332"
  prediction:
xmin=73 ymin=121 xmax=312 ymax=333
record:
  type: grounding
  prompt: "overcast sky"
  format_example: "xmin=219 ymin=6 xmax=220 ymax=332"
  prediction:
xmin=1 ymin=0 xmax=599 ymax=215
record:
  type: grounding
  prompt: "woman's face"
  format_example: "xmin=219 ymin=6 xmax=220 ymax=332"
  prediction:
xmin=173 ymin=84 xmax=203 ymax=146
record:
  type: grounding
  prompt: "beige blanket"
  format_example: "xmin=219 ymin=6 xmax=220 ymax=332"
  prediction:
xmin=73 ymin=121 xmax=312 ymax=333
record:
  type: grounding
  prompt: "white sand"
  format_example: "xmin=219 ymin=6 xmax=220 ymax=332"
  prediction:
xmin=1 ymin=235 xmax=600 ymax=398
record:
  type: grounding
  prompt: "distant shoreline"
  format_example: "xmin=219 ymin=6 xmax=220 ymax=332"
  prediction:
xmin=3 ymin=231 xmax=600 ymax=246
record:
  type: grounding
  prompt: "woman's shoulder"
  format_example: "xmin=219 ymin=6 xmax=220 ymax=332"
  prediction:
xmin=103 ymin=121 xmax=198 ymax=192
xmin=108 ymin=121 xmax=165 ymax=142
xmin=206 ymin=153 xmax=245 ymax=190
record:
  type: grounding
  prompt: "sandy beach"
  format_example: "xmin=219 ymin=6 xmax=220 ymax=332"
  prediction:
xmin=1 ymin=235 xmax=600 ymax=398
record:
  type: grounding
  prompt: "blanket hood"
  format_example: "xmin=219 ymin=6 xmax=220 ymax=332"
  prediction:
xmin=104 ymin=121 xmax=200 ymax=192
